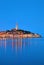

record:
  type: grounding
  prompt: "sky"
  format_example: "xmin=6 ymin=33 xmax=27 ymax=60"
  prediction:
xmin=0 ymin=0 xmax=44 ymax=36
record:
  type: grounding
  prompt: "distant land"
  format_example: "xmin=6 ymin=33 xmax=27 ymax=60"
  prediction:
xmin=0 ymin=24 xmax=41 ymax=38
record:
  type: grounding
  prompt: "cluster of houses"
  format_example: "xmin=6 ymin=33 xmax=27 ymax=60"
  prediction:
xmin=0 ymin=24 xmax=41 ymax=38
xmin=0 ymin=28 xmax=41 ymax=38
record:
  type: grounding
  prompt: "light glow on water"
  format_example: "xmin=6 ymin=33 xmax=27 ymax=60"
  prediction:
xmin=0 ymin=38 xmax=44 ymax=65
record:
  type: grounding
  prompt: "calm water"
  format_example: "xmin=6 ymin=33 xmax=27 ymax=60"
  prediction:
xmin=0 ymin=38 xmax=44 ymax=65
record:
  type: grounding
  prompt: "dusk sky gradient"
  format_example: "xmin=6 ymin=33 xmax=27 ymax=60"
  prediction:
xmin=0 ymin=0 xmax=44 ymax=36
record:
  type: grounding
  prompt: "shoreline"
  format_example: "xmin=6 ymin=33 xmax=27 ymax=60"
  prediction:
xmin=0 ymin=27 xmax=41 ymax=38
xmin=0 ymin=34 xmax=41 ymax=39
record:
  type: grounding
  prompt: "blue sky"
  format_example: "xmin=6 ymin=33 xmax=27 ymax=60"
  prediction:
xmin=0 ymin=0 xmax=44 ymax=36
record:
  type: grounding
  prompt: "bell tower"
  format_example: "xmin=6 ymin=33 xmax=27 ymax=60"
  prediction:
xmin=16 ymin=23 xmax=18 ymax=30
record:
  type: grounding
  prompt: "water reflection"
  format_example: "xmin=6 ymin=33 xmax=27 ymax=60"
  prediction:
xmin=0 ymin=38 xmax=31 ymax=52
xmin=0 ymin=38 xmax=43 ymax=65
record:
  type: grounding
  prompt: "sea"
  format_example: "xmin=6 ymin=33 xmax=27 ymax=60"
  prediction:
xmin=0 ymin=38 xmax=44 ymax=65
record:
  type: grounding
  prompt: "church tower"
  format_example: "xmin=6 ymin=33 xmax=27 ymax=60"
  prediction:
xmin=16 ymin=23 xmax=18 ymax=30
